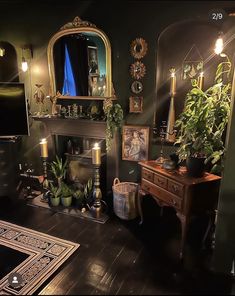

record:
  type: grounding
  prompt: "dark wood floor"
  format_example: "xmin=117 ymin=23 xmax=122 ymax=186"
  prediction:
xmin=0 ymin=195 xmax=233 ymax=295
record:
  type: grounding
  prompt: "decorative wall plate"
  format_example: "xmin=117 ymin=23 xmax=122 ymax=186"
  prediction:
xmin=131 ymin=81 xmax=143 ymax=94
xmin=130 ymin=38 xmax=148 ymax=59
xmin=130 ymin=61 xmax=146 ymax=80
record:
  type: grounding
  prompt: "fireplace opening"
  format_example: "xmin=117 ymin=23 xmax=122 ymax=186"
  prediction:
xmin=55 ymin=135 xmax=107 ymax=196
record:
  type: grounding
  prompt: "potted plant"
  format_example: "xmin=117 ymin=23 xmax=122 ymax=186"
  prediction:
xmin=49 ymin=182 xmax=61 ymax=206
xmin=175 ymin=55 xmax=232 ymax=177
xmin=60 ymin=182 xmax=73 ymax=207
xmin=103 ymin=99 xmax=123 ymax=152
xmin=73 ymin=189 xmax=85 ymax=209
xmin=50 ymin=155 xmax=68 ymax=187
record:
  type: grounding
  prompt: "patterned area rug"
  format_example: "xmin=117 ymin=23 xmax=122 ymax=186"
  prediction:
xmin=0 ymin=220 xmax=79 ymax=295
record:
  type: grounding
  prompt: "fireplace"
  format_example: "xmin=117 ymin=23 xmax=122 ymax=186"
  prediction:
xmin=34 ymin=117 xmax=119 ymax=197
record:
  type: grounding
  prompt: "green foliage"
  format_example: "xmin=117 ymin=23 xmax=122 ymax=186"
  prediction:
xmin=60 ymin=182 xmax=73 ymax=197
xmin=103 ymin=100 xmax=123 ymax=152
xmin=50 ymin=155 xmax=68 ymax=180
xmin=84 ymin=178 xmax=93 ymax=201
xmin=49 ymin=182 xmax=61 ymax=198
xmin=175 ymin=55 xmax=232 ymax=174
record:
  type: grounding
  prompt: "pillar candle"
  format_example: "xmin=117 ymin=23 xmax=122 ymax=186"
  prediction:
xmin=170 ymin=69 xmax=176 ymax=96
xmin=198 ymin=72 xmax=204 ymax=90
xmin=40 ymin=138 xmax=48 ymax=158
xmin=92 ymin=143 xmax=101 ymax=165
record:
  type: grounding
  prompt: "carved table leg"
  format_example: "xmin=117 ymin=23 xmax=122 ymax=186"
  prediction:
xmin=137 ymin=189 xmax=145 ymax=225
xmin=176 ymin=212 xmax=189 ymax=260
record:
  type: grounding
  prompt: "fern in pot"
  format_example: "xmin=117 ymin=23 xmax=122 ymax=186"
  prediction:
xmin=175 ymin=54 xmax=232 ymax=177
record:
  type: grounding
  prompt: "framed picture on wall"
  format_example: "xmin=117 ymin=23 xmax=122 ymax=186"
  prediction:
xmin=122 ymin=125 xmax=149 ymax=161
xmin=129 ymin=96 xmax=143 ymax=113
xmin=87 ymin=46 xmax=99 ymax=75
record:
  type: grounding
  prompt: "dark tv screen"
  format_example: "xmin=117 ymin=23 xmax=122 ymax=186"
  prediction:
xmin=0 ymin=82 xmax=29 ymax=136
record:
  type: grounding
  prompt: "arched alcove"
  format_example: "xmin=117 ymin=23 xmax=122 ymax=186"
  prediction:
xmin=0 ymin=41 xmax=19 ymax=82
xmin=154 ymin=19 xmax=226 ymax=137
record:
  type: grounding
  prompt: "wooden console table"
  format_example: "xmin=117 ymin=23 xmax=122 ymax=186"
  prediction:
xmin=138 ymin=160 xmax=221 ymax=259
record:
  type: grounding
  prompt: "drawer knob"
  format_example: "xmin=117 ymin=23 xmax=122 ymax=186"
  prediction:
xmin=172 ymin=185 xmax=179 ymax=193
xmin=172 ymin=199 xmax=177 ymax=206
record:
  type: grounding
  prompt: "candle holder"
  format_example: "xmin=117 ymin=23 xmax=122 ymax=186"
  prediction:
xmin=90 ymin=164 xmax=103 ymax=218
xmin=155 ymin=122 xmax=177 ymax=165
xmin=41 ymin=157 xmax=49 ymax=190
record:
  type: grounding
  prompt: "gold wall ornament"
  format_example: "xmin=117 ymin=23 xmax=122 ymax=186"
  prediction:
xmin=131 ymin=81 xmax=143 ymax=94
xmin=129 ymin=96 xmax=143 ymax=113
xmin=130 ymin=38 xmax=148 ymax=59
xmin=130 ymin=61 xmax=146 ymax=80
xmin=60 ymin=16 xmax=96 ymax=30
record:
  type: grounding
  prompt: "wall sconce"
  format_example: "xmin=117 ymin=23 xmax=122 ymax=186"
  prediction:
xmin=0 ymin=47 xmax=5 ymax=57
xmin=214 ymin=32 xmax=224 ymax=55
xmin=21 ymin=45 xmax=33 ymax=72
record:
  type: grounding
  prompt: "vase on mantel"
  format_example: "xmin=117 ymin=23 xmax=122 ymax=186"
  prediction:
xmin=34 ymin=84 xmax=45 ymax=116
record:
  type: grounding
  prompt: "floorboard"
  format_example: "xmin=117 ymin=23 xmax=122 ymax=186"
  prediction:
xmin=0 ymin=196 xmax=233 ymax=295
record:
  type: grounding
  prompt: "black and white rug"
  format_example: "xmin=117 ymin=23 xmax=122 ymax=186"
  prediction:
xmin=0 ymin=220 xmax=79 ymax=295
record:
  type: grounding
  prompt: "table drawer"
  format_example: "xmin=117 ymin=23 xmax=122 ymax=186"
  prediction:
xmin=142 ymin=168 xmax=154 ymax=182
xmin=154 ymin=173 xmax=167 ymax=189
xmin=168 ymin=180 xmax=184 ymax=197
xmin=142 ymin=179 xmax=182 ymax=210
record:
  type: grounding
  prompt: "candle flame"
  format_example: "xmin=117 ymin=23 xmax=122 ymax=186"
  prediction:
xmin=94 ymin=142 xmax=99 ymax=148
xmin=40 ymin=138 xmax=47 ymax=144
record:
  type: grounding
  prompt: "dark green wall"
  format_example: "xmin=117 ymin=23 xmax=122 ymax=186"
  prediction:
xmin=1 ymin=0 xmax=235 ymax=274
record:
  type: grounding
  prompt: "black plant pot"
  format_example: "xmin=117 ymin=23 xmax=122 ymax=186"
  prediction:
xmin=186 ymin=156 xmax=206 ymax=178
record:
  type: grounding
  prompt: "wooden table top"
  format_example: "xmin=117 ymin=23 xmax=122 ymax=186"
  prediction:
xmin=138 ymin=160 xmax=221 ymax=185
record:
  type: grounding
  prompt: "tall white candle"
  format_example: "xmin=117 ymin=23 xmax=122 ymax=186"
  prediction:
xmin=170 ymin=68 xmax=176 ymax=96
xmin=198 ymin=72 xmax=204 ymax=90
xmin=40 ymin=138 xmax=48 ymax=158
xmin=92 ymin=143 xmax=101 ymax=165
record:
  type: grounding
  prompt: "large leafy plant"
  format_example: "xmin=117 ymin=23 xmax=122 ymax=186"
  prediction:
xmin=103 ymin=99 xmax=123 ymax=152
xmin=175 ymin=54 xmax=232 ymax=174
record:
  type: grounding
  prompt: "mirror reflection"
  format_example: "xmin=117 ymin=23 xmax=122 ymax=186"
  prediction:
xmin=53 ymin=32 xmax=107 ymax=97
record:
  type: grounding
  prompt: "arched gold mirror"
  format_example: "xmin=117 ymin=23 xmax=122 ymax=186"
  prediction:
xmin=47 ymin=16 xmax=115 ymax=100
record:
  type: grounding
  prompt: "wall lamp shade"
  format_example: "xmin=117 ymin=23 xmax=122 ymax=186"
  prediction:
xmin=214 ymin=33 xmax=224 ymax=55
xmin=21 ymin=57 xmax=28 ymax=72
xmin=0 ymin=47 xmax=5 ymax=57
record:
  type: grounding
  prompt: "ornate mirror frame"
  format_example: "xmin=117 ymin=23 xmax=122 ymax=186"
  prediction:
xmin=47 ymin=16 xmax=114 ymax=100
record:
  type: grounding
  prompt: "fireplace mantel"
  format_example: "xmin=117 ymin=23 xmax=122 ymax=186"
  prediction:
xmin=33 ymin=116 xmax=106 ymax=139
xmin=33 ymin=116 xmax=119 ymax=194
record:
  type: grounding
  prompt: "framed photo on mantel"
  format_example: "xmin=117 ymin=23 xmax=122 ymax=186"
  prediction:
xmin=122 ymin=125 xmax=149 ymax=162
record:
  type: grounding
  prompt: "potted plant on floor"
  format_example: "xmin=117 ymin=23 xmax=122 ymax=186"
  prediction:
xmin=175 ymin=54 xmax=232 ymax=177
xmin=60 ymin=182 xmax=73 ymax=207
xmin=73 ymin=189 xmax=85 ymax=209
xmin=49 ymin=182 xmax=61 ymax=206
xmin=50 ymin=155 xmax=68 ymax=187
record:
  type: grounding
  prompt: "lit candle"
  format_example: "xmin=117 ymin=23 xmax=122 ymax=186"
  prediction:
xmin=170 ymin=68 xmax=176 ymax=96
xmin=198 ymin=72 xmax=204 ymax=90
xmin=40 ymin=138 xmax=48 ymax=158
xmin=92 ymin=143 xmax=101 ymax=165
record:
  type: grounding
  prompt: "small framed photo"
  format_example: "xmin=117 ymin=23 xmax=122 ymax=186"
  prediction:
xmin=88 ymin=46 xmax=99 ymax=75
xmin=122 ymin=125 xmax=149 ymax=161
xmin=129 ymin=96 xmax=143 ymax=113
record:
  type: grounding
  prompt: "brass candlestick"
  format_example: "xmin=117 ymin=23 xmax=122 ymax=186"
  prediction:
xmin=41 ymin=157 xmax=49 ymax=190
xmin=90 ymin=164 xmax=102 ymax=218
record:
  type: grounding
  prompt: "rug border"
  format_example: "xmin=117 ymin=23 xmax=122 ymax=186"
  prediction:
xmin=0 ymin=220 xmax=80 ymax=295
